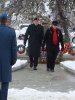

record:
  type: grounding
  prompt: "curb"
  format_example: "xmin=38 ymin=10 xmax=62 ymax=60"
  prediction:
xmin=12 ymin=61 xmax=28 ymax=72
xmin=60 ymin=63 xmax=75 ymax=74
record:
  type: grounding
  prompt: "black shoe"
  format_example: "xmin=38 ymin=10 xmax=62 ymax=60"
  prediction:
xmin=30 ymin=63 xmax=33 ymax=68
xmin=33 ymin=66 xmax=37 ymax=70
xmin=50 ymin=69 xmax=54 ymax=72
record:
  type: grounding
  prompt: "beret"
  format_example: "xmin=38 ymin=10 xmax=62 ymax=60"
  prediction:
xmin=52 ymin=20 xmax=58 ymax=26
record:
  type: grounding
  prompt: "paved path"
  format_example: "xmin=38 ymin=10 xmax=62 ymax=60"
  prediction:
xmin=10 ymin=63 xmax=75 ymax=92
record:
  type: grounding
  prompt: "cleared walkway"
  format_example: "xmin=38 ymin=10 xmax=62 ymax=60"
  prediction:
xmin=10 ymin=63 xmax=75 ymax=92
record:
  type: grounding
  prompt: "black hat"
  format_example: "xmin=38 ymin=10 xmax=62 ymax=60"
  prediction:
xmin=33 ymin=17 xmax=39 ymax=21
xmin=0 ymin=12 xmax=8 ymax=20
xmin=52 ymin=20 xmax=58 ymax=26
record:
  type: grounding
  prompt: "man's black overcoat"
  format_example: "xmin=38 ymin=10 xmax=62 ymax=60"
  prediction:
xmin=24 ymin=24 xmax=44 ymax=57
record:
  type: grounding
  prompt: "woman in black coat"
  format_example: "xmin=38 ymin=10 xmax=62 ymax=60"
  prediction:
xmin=43 ymin=21 xmax=64 ymax=72
xmin=24 ymin=18 xmax=44 ymax=70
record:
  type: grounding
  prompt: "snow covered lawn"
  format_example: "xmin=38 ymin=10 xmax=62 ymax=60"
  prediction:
xmin=12 ymin=59 xmax=28 ymax=71
xmin=60 ymin=61 xmax=75 ymax=74
xmin=8 ymin=87 xmax=75 ymax=100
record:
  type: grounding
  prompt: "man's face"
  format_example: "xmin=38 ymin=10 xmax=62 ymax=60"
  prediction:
xmin=33 ymin=19 xmax=39 ymax=26
xmin=52 ymin=25 xmax=57 ymax=29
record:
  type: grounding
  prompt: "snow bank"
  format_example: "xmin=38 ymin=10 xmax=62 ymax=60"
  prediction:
xmin=12 ymin=59 xmax=28 ymax=71
xmin=60 ymin=61 xmax=75 ymax=70
xmin=17 ymin=40 xmax=28 ymax=47
xmin=60 ymin=61 xmax=75 ymax=74
xmin=8 ymin=87 xmax=75 ymax=100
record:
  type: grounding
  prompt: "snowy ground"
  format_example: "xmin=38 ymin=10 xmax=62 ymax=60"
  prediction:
xmin=8 ymin=87 xmax=75 ymax=100
xmin=9 ymin=60 xmax=75 ymax=100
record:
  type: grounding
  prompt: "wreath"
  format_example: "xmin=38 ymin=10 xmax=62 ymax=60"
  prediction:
xmin=17 ymin=45 xmax=25 ymax=54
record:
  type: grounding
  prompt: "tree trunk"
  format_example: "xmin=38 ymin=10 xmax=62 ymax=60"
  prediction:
xmin=56 ymin=0 xmax=70 ymax=42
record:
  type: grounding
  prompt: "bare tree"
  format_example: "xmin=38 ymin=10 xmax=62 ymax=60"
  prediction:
xmin=48 ymin=0 xmax=75 ymax=41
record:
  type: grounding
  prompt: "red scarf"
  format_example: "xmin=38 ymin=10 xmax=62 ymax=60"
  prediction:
xmin=53 ymin=28 xmax=58 ymax=45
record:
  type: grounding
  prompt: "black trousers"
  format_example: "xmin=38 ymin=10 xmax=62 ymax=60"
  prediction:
xmin=47 ymin=46 xmax=59 ymax=70
xmin=29 ymin=56 xmax=38 ymax=67
xmin=0 ymin=82 xmax=9 ymax=100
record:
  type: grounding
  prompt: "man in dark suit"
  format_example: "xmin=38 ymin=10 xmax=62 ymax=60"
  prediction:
xmin=24 ymin=17 xmax=44 ymax=70
xmin=43 ymin=21 xmax=64 ymax=72
xmin=0 ymin=12 xmax=17 ymax=100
